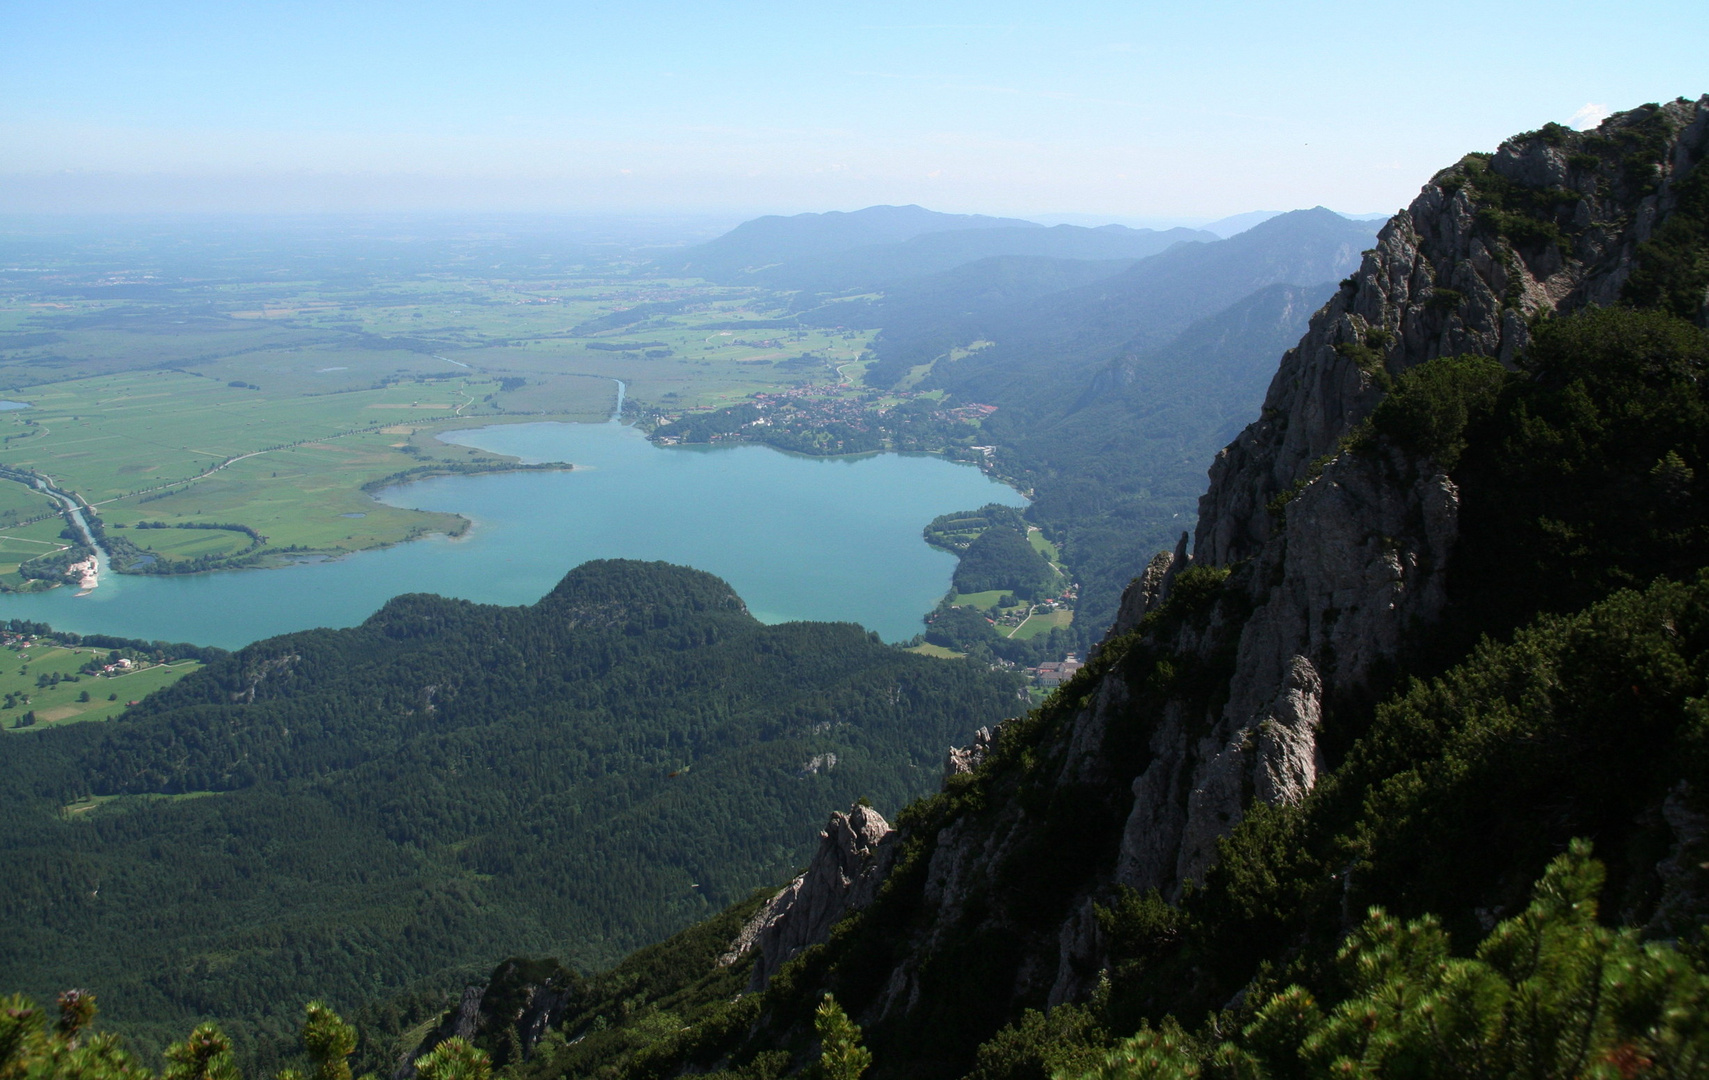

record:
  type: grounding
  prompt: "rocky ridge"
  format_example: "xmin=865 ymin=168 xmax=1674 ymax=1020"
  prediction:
xmin=722 ymin=804 xmax=896 ymax=990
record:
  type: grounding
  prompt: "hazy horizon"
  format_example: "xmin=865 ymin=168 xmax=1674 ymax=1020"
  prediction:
xmin=3 ymin=1 xmax=1704 ymax=218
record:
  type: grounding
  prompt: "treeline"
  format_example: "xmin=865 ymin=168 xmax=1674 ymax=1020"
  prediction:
xmin=0 ymin=619 xmax=228 ymax=666
xmin=100 ymin=519 xmax=270 ymax=575
xmin=653 ymin=396 xmax=990 ymax=461
xmin=357 ymin=459 xmax=571 ymax=495
xmin=17 ymin=543 xmax=94 ymax=585
xmin=918 ymin=604 xmax=1071 ymax=667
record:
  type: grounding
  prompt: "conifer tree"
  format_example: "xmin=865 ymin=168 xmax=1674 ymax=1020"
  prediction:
xmin=163 ymin=1024 xmax=239 ymax=1080
xmin=412 ymin=1039 xmax=489 ymax=1080
xmin=812 ymin=995 xmax=871 ymax=1080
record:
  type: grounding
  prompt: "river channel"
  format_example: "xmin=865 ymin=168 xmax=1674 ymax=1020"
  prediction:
xmin=0 ymin=420 xmax=1025 ymax=647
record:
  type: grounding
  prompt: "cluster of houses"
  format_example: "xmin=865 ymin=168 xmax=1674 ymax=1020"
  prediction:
xmin=1030 ymin=653 xmax=1083 ymax=688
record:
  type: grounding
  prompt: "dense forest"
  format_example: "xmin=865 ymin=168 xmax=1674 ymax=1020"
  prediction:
xmin=0 ymin=560 xmax=1024 ymax=1070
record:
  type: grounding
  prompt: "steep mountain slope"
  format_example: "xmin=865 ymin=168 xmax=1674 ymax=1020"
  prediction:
xmin=858 ymin=208 xmax=1376 ymax=396
xmin=906 ymin=208 xmax=1376 ymax=402
xmin=846 ymin=212 xmax=1377 ymax=657
xmin=0 ymin=560 xmax=1025 ymax=1068
xmin=477 ymin=96 xmax=1709 ymax=1080
xmin=668 ymin=206 xmax=1039 ymax=281
xmin=798 ymin=255 xmax=1138 ymax=363
xmin=1000 ymin=281 xmax=1336 ymax=642
xmin=746 ymin=224 xmax=1214 ymax=294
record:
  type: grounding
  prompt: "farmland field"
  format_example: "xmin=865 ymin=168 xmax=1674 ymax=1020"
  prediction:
xmin=0 ymin=230 xmax=875 ymax=586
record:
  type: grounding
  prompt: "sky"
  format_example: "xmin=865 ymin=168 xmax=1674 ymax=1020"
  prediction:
xmin=2 ymin=0 xmax=1705 ymax=221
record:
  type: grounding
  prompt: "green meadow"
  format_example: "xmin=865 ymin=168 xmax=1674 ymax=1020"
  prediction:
xmin=0 ymin=639 xmax=202 ymax=730
xmin=1009 ymin=607 xmax=1073 ymax=640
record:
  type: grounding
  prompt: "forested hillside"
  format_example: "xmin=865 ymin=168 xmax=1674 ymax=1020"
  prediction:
xmin=0 ymin=560 xmax=1024 ymax=1069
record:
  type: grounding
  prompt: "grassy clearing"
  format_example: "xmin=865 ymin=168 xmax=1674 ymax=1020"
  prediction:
xmin=126 ymin=528 xmax=250 ymax=560
xmin=950 ymin=589 xmax=1013 ymax=611
xmin=1027 ymin=527 xmax=1060 ymax=562
xmin=109 ymin=428 xmax=475 ymax=552
xmin=60 ymin=790 xmax=223 ymax=817
xmin=1009 ymin=608 xmax=1074 ymax=641
xmin=906 ymin=642 xmax=967 ymax=659
xmin=0 ymin=642 xmax=202 ymax=730
xmin=0 ymin=514 xmax=73 ymax=583
xmin=0 ymin=368 xmax=532 ymax=562
xmin=0 ymin=480 xmax=60 ymax=528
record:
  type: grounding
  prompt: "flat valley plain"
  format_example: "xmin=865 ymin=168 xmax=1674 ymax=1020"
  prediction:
xmin=0 ymin=225 xmax=880 ymax=590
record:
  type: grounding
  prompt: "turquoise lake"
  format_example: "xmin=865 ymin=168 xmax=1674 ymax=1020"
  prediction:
xmin=0 ymin=421 xmax=1025 ymax=647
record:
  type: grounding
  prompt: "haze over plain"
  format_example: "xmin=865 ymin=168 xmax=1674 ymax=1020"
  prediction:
xmin=4 ymin=0 xmax=1706 ymax=220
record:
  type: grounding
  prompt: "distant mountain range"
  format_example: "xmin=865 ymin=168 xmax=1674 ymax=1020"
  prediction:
xmin=666 ymin=204 xmax=1039 ymax=280
xmin=669 ymin=203 xmax=1225 ymax=290
xmin=736 ymin=223 xmax=1215 ymax=293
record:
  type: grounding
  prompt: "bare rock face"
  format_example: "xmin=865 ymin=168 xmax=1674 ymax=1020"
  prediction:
xmin=944 ymin=727 xmax=994 ymax=779
xmin=727 ymin=804 xmax=895 ymax=989
xmin=1138 ymin=455 xmax=1462 ymax=893
xmin=395 ymin=986 xmax=483 ymax=1080
xmin=1106 ymin=532 xmax=1190 ymax=641
xmin=395 ymin=959 xmax=580 ymax=1080
xmin=1126 ymin=97 xmax=1709 ymax=896
xmin=1199 ymin=97 xmax=1709 ymax=568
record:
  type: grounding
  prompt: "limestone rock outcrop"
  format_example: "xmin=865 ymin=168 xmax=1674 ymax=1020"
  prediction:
xmin=395 ymin=959 xmax=579 ymax=1079
xmin=944 ymin=727 xmax=994 ymax=778
xmin=725 ymin=804 xmax=895 ymax=989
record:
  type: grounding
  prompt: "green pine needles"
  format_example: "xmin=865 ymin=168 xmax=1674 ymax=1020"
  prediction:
xmin=810 ymin=997 xmax=870 ymax=1080
xmin=0 ymin=998 xmax=438 ymax=1080
xmin=1073 ymin=842 xmax=1709 ymax=1079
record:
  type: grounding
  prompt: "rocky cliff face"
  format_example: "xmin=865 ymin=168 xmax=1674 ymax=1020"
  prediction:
xmin=733 ymin=97 xmax=1709 ymax=1044
xmin=724 ymin=805 xmax=895 ymax=989
xmin=396 ymin=959 xmax=580 ymax=1079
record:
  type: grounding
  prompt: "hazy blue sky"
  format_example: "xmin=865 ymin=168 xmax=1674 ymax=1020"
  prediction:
xmin=3 ymin=0 xmax=1704 ymax=219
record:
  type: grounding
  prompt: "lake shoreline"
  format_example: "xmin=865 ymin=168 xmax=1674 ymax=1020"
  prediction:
xmin=0 ymin=419 xmax=1026 ymax=648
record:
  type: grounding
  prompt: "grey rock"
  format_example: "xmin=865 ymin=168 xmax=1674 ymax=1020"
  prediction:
xmin=944 ymin=727 xmax=993 ymax=779
xmin=395 ymin=986 xmax=481 ymax=1080
xmin=728 ymin=804 xmax=895 ymax=989
xmin=1648 ymin=782 xmax=1709 ymax=938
